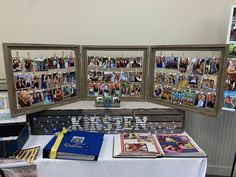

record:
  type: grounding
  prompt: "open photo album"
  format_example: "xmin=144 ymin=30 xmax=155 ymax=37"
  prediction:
xmin=113 ymin=132 xmax=206 ymax=158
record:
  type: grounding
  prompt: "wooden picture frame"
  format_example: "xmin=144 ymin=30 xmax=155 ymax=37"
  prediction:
xmin=82 ymin=45 xmax=149 ymax=101
xmin=2 ymin=43 xmax=81 ymax=117
xmin=149 ymin=44 xmax=228 ymax=117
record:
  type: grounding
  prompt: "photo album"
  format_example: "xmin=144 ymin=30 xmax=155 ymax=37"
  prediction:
xmin=113 ymin=132 xmax=206 ymax=158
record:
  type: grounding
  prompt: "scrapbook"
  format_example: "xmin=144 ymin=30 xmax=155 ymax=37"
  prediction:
xmin=113 ymin=133 xmax=162 ymax=158
xmin=43 ymin=130 xmax=104 ymax=161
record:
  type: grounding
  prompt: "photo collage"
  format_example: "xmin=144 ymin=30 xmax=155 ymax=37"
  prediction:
xmin=87 ymin=56 xmax=143 ymax=97
xmin=223 ymin=44 xmax=236 ymax=110
xmin=153 ymin=55 xmax=219 ymax=110
xmin=13 ymin=52 xmax=77 ymax=109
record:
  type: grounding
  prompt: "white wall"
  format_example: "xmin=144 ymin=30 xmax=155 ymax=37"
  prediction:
xmin=0 ymin=0 xmax=236 ymax=176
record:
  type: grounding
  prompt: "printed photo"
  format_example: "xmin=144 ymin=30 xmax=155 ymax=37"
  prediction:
xmin=121 ymin=82 xmax=130 ymax=96
xmin=166 ymin=74 xmax=176 ymax=86
xmin=32 ymin=75 xmax=40 ymax=89
xmin=88 ymin=70 xmax=103 ymax=82
xmin=15 ymin=74 xmax=32 ymax=89
xmin=223 ymin=91 xmax=236 ymax=110
xmin=227 ymin=59 xmax=236 ymax=74
xmin=154 ymin=84 xmax=162 ymax=97
xmin=228 ymin=7 xmax=236 ymax=42
xmin=88 ymin=82 xmax=99 ymax=96
xmin=0 ymin=97 xmax=5 ymax=109
xmin=68 ymin=55 xmax=75 ymax=67
xmin=43 ymin=90 xmax=54 ymax=105
xmin=160 ymin=86 xmax=172 ymax=100
xmin=201 ymin=78 xmax=215 ymax=89
xmin=53 ymin=87 xmax=63 ymax=102
xmin=125 ymin=143 xmax=148 ymax=152
xmin=17 ymin=90 xmax=30 ymax=108
xmin=116 ymin=57 xmax=129 ymax=68
xmin=228 ymin=44 xmax=236 ymax=58
xmin=165 ymin=57 xmax=178 ymax=69
xmin=182 ymin=91 xmax=196 ymax=106
xmin=178 ymin=75 xmax=188 ymax=89
xmin=109 ymin=82 xmax=121 ymax=96
xmin=205 ymin=58 xmax=220 ymax=74
xmin=112 ymin=97 xmax=120 ymax=104
xmin=129 ymin=72 xmax=142 ymax=82
xmin=53 ymin=73 xmax=63 ymax=87
xmin=194 ymin=93 xmax=207 ymax=108
xmin=57 ymin=57 xmax=66 ymax=69
xmin=163 ymin=145 xmax=183 ymax=153
xmin=130 ymin=57 xmax=142 ymax=68
xmin=172 ymin=90 xmax=184 ymax=104
xmin=155 ymin=56 xmax=165 ymax=68
xmin=102 ymin=71 xmax=115 ymax=82
xmin=179 ymin=57 xmax=189 ymax=73
xmin=31 ymin=91 xmax=44 ymax=105
xmin=187 ymin=75 xmax=198 ymax=89
xmin=206 ymin=93 xmax=216 ymax=109
xmin=48 ymin=56 xmax=58 ymax=69
xmin=34 ymin=58 xmax=48 ymax=71
xmin=225 ymin=74 xmax=236 ymax=91
xmin=24 ymin=58 xmax=34 ymax=72
xmin=192 ymin=58 xmax=205 ymax=75
xmin=117 ymin=72 xmax=128 ymax=82
xmin=130 ymin=84 xmax=141 ymax=97
xmin=12 ymin=57 xmax=22 ymax=72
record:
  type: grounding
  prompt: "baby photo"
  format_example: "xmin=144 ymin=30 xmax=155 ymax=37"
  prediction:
xmin=30 ymin=91 xmax=44 ymax=105
xmin=187 ymin=75 xmax=198 ymax=89
xmin=34 ymin=57 xmax=48 ymax=71
xmin=24 ymin=58 xmax=34 ymax=72
xmin=129 ymin=72 xmax=143 ymax=82
xmin=43 ymin=90 xmax=54 ymax=105
xmin=205 ymin=58 xmax=220 ymax=74
xmin=17 ymin=90 xmax=31 ymax=108
xmin=12 ymin=57 xmax=23 ymax=72
xmin=192 ymin=58 xmax=205 ymax=75
xmin=130 ymin=84 xmax=141 ymax=97
xmin=165 ymin=57 xmax=178 ymax=69
xmin=179 ymin=57 xmax=189 ymax=73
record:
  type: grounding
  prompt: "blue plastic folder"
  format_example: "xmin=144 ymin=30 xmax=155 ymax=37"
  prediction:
xmin=43 ymin=131 xmax=104 ymax=161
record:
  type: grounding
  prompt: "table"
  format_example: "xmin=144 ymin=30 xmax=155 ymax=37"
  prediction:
xmin=1 ymin=135 xmax=207 ymax=177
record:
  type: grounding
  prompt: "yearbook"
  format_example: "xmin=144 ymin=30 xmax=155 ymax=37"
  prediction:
xmin=156 ymin=132 xmax=206 ymax=157
xmin=43 ymin=131 xmax=104 ymax=160
xmin=113 ymin=133 xmax=162 ymax=158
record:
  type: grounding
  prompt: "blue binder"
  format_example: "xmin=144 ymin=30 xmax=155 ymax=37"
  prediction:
xmin=43 ymin=131 xmax=104 ymax=161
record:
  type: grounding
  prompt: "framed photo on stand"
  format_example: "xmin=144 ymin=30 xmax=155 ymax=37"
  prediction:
xmin=149 ymin=45 xmax=228 ymax=117
xmin=3 ymin=43 xmax=81 ymax=117
xmin=82 ymin=45 xmax=148 ymax=101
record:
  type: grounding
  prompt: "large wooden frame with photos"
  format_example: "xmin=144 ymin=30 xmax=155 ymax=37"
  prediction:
xmin=82 ymin=46 xmax=148 ymax=101
xmin=149 ymin=45 xmax=228 ymax=116
xmin=3 ymin=43 xmax=81 ymax=117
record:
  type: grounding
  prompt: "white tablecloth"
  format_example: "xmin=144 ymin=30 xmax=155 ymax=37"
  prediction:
xmin=1 ymin=135 xmax=207 ymax=177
